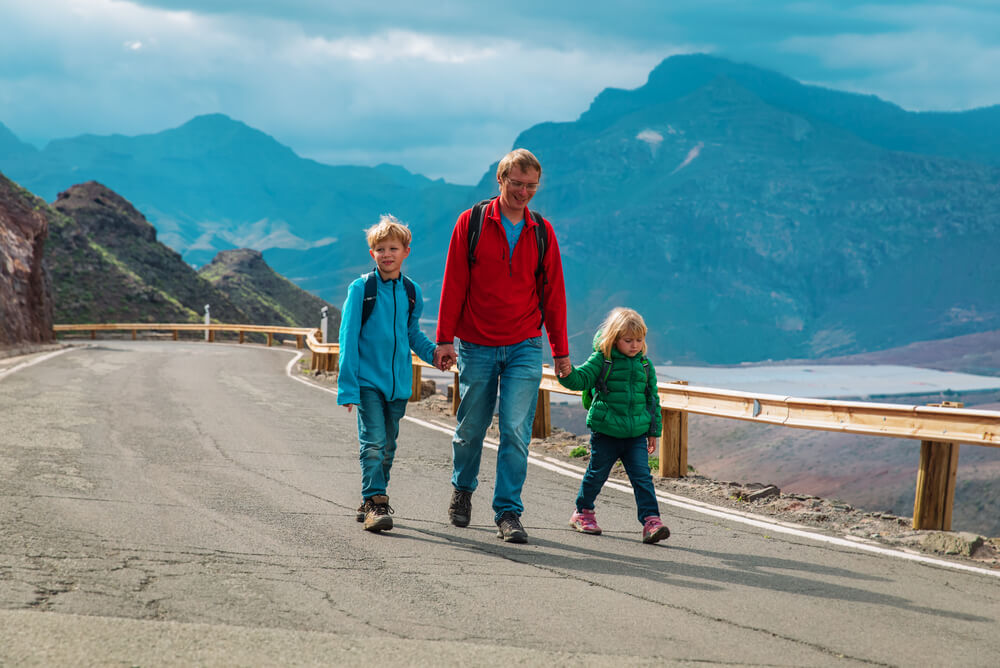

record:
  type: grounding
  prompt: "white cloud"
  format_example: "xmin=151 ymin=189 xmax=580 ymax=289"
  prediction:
xmin=0 ymin=0 xmax=671 ymax=183
xmin=780 ymin=30 xmax=1000 ymax=110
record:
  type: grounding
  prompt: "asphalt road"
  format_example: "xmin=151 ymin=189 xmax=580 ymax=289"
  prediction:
xmin=2 ymin=341 xmax=999 ymax=666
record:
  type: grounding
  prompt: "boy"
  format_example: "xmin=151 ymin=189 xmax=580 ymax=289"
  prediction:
xmin=337 ymin=215 xmax=438 ymax=532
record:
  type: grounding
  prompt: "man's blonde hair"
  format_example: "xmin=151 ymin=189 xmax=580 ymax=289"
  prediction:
xmin=596 ymin=308 xmax=648 ymax=358
xmin=496 ymin=148 xmax=542 ymax=182
xmin=365 ymin=214 xmax=412 ymax=249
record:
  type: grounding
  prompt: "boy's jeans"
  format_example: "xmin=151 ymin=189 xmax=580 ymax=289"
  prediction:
xmin=357 ymin=386 xmax=408 ymax=499
xmin=451 ymin=337 xmax=542 ymax=521
xmin=576 ymin=431 xmax=661 ymax=523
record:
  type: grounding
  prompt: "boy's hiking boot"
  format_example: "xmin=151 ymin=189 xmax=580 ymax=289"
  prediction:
xmin=495 ymin=511 xmax=528 ymax=543
xmin=364 ymin=495 xmax=394 ymax=532
xmin=356 ymin=499 xmax=371 ymax=522
xmin=448 ymin=489 xmax=472 ymax=527
xmin=569 ymin=508 xmax=602 ymax=535
xmin=642 ymin=515 xmax=670 ymax=544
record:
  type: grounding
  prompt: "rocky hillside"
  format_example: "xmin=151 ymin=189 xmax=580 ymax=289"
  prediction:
xmin=198 ymin=248 xmax=338 ymax=332
xmin=0 ymin=172 xmax=53 ymax=345
xmin=46 ymin=181 xmax=338 ymax=329
xmin=47 ymin=182 xmax=245 ymax=324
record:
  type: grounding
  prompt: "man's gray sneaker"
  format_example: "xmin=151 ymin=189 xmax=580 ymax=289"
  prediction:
xmin=495 ymin=511 xmax=528 ymax=543
xmin=449 ymin=489 xmax=472 ymax=527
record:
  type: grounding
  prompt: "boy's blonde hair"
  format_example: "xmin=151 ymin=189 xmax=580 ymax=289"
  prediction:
xmin=365 ymin=214 xmax=412 ymax=249
xmin=596 ymin=308 xmax=648 ymax=358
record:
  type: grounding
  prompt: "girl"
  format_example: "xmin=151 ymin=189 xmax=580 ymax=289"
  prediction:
xmin=556 ymin=307 xmax=670 ymax=544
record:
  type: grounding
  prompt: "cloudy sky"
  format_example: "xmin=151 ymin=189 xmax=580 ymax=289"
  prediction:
xmin=3 ymin=1 xmax=1000 ymax=184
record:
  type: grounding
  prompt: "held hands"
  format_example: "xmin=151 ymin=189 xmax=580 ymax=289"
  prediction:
xmin=345 ymin=404 xmax=355 ymax=414
xmin=647 ymin=436 xmax=658 ymax=455
xmin=434 ymin=343 xmax=456 ymax=371
xmin=554 ymin=355 xmax=572 ymax=378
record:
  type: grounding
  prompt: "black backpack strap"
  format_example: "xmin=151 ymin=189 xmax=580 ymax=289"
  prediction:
xmin=467 ymin=198 xmax=493 ymax=266
xmin=531 ymin=210 xmax=547 ymax=326
xmin=594 ymin=357 xmax=613 ymax=397
xmin=360 ymin=269 xmax=378 ymax=327
xmin=401 ymin=274 xmax=417 ymax=327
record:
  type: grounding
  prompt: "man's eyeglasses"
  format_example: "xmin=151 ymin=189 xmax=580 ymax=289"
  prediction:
xmin=505 ymin=177 xmax=540 ymax=192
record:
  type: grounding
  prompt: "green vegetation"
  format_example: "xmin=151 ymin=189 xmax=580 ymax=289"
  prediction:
xmin=570 ymin=445 xmax=588 ymax=458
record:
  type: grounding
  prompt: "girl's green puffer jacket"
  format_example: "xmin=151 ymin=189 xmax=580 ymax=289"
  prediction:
xmin=557 ymin=343 xmax=662 ymax=439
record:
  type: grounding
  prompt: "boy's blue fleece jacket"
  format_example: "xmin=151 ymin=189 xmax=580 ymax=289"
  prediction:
xmin=337 ymin=272 xmax=436 ymax=405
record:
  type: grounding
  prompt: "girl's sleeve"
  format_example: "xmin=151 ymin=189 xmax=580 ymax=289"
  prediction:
xmin=408 ymin=282 xmax=437 ymax=366
xmin=646 ymin=363 xmax=662 ymax=437
xmin=336 ymin=280 xmax=363 ymax=406
xmin=557 ymin=350 xmax=604 ymax=392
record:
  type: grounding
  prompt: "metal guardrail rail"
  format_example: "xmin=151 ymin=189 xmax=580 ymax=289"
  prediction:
xmin=55 ymin=322 xmax=1000 ymax=532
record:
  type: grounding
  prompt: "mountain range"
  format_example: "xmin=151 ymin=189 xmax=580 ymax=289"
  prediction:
xmin=2 ymin=53 xmax=999 ymax=364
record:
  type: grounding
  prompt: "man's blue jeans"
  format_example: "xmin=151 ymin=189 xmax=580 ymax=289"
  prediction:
xmin=357 ymin=386 xmax=409 ymax=499
xmin=452 ymin=337 xmax=542 ymax=520
xmin=576 ymin=431 xmax=661 ymax=523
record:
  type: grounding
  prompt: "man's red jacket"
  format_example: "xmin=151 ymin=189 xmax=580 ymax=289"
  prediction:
xmin=436 ymin=198 xmax=569 ymax=359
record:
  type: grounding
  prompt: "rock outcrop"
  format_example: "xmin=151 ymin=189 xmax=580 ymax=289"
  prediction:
xmin=0 ymin=172 xmax=53 ymax=345
xmin=198 ymin=248 xmax=338 ymax=332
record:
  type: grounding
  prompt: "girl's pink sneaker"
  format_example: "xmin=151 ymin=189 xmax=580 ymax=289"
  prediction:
xmin=642 ymin=516 xmax=670 ymax=544
xmin=569 ymin=508 xmax=602 ymax=535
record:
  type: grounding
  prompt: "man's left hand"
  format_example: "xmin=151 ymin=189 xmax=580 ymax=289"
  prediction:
xmin=554 ymin=356 xmax=572 ymax=378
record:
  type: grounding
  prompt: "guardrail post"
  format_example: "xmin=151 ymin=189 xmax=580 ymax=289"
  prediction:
xmin=91 ymin=330 xmax=96 ymax=339
xmin=295 ymin=335 xmax=304 ymax=349
xmin=658 ymin=408 xmax=688 ymax=477
xmin=203 ymin=304 xmax=211 ymax=341
xmin=172 ymin=330 xmax=178 ymax=341
xmin=451 ymin=370 xmax=460 ymax=415
xmin=532 ymin=387 xmax=551 ymax=438
xmin=913 ymin=401 xmax=963 ymax=530
xmin=238 ymin=331 xmax=245 ymax=344
xmin=266 ymin=333 xmax=274 ymax=347
xmin=410 ymin=362 xmax=423 ymax=403
xmin=131 ymin=329 xmax=137 ymax=340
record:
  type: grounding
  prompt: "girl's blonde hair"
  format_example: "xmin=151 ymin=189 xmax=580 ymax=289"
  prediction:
xmin=366 ymin=214 xmax=412 ymax=249
xmin=596 ymin=308 xmax=648 ymax=358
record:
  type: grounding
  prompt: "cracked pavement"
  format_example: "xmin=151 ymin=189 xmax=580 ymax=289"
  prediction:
xmin=2 ymin=341 xmax=1000 ymax=666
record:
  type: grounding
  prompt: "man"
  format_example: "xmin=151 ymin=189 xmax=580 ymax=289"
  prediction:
xmin=434 ymin=148 xmax=571 ymax=543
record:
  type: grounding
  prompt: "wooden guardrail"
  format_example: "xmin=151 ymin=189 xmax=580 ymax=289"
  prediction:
xmin=54 ymin=322 xmax=318 ymax=349
xmin=56 ymin=323 xmax=1000 ymax=532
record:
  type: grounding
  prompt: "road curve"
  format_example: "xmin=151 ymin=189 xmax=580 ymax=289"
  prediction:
xmin=1 ymin=341 xmax=998 ymax=666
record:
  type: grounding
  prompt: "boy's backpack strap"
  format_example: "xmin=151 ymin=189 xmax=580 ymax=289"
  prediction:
xmin=360 ymin=269 xmax=417 ymax=328
xmin=360 ymin=269 xmax=379 ymax=327
xmin=400 ymin=274 xmax=417 ymax=326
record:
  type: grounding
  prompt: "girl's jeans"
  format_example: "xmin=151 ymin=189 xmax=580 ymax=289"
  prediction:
xmin=357 ymin=386 xmax=408 ymax=499
xmin=451 ymin=336 xmax=542 ymax=521
xmin=576 ymin=431 xmax=661 ymax=523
